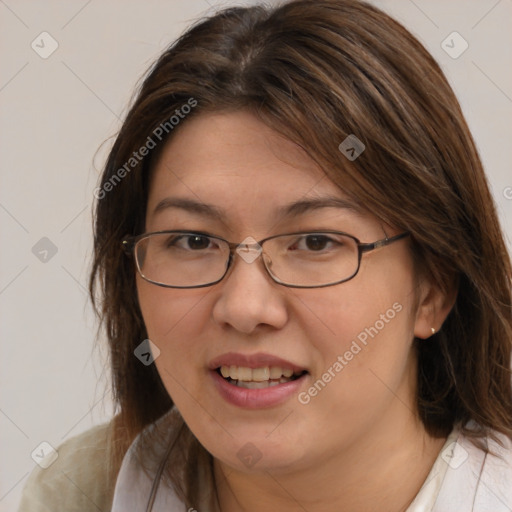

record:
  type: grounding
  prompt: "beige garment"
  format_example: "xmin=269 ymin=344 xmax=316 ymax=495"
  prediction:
xmin=18 ymin=421 xmax=115 ymax=512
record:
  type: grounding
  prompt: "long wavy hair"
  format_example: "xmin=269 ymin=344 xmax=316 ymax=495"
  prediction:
xmin=89 ymin=0 xmax=512 ymax=506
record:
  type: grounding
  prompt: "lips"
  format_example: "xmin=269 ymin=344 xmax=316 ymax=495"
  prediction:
xmin=208 ymin=352 xmax=309 ymax=408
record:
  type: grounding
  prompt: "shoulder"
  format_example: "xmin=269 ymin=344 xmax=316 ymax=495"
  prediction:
xmin=472 ymin=431 xmax=512 ymax=509
xmin=433 ymin=427 xmax=512 ymax=511
xmin=18 ymin=420 xmax=115 ymax=512
xmin=111 ymin=408 xmax=188 ymax=512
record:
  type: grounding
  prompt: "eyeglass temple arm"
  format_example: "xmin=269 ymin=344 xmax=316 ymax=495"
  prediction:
xmin=358 ymin=231 xmax=410 ymax=253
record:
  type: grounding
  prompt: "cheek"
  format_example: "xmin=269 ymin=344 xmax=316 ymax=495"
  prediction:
xmin=138 ymin=276 xmax=201 ymax=332
xmin=300 ymin=274 xmax=411 ymax=352
xmin=136 ymin=277 xmax=210 ymax=368
xmin=136 ymin=279 xmax=218 ymax=418
xmin=300 ymin=272 xmax=417 ymax=397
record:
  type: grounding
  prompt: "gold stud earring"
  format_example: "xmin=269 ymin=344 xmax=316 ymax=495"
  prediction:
xmin=431 ymin=327 xmax=436 ymax=335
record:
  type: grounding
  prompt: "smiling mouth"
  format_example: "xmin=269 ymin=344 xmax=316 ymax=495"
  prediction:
xmin=216 ymin=365 xmax=308 ymax=389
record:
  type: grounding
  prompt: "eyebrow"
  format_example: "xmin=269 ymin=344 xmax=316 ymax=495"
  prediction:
xmin=153 ymin=197 xmax=225 ymax=221
xmin=152 ymin=195 xmax=363 ymax=220
xmin=277 ymin=196 xmax=363 ymax=218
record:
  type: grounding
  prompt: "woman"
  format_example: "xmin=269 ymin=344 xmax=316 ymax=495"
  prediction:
xmin=19 ymin=0 xmax=512 ymax=511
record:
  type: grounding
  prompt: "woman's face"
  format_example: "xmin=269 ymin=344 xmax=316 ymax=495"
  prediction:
xmin=137 ymin=110 xmax=434 ymax=474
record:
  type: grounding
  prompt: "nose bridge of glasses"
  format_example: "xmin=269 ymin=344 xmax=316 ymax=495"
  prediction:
xmin=233 ymin=236 xmax=264 ymax=264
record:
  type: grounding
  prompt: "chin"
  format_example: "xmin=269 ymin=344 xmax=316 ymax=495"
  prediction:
xmin=200 ymin=429 xmax=309 ymax=474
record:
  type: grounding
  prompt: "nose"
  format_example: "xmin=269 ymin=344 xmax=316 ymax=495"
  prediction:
xmin=211 ymin=246 xmax=288 ymax=334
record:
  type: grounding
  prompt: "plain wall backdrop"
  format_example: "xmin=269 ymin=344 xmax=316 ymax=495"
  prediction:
xmin=1 ymin=0 xmax=511 ymax=509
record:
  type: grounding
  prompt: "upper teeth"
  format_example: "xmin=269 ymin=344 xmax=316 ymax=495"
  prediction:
xmin=220 ymin=365 xmax=295 ymax=382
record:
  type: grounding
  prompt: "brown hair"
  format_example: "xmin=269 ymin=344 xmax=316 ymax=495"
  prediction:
xmin=89 ymin=0 xmax=512 ymax=505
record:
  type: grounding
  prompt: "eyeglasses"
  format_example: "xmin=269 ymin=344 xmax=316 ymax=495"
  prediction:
xmin=122 ymin=230 xmax=409 ymax=289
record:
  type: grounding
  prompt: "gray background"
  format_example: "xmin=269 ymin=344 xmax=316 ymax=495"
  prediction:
xmin=1 ymin=0 xmax=511 ymax=509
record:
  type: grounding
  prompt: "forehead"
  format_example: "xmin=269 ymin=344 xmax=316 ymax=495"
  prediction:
xmin=150 ymin=111 xmax=327 ymax=191
xmin=146 ymin=110 xmax=371 ymax=231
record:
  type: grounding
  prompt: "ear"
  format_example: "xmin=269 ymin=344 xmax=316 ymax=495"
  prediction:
xmin=413 ymin=275 xmax=458 ymax=339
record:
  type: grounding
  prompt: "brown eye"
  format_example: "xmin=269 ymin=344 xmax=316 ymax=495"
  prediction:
xmin=304 ymin=235 xmax=330 ymax=251
xmin=289 ymin=234 xmax=339 ymax=252
xmin=186 ymin=235 xmax=211 ymax=250
xmin=164 ymin=234 xmax=214 ymax=251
